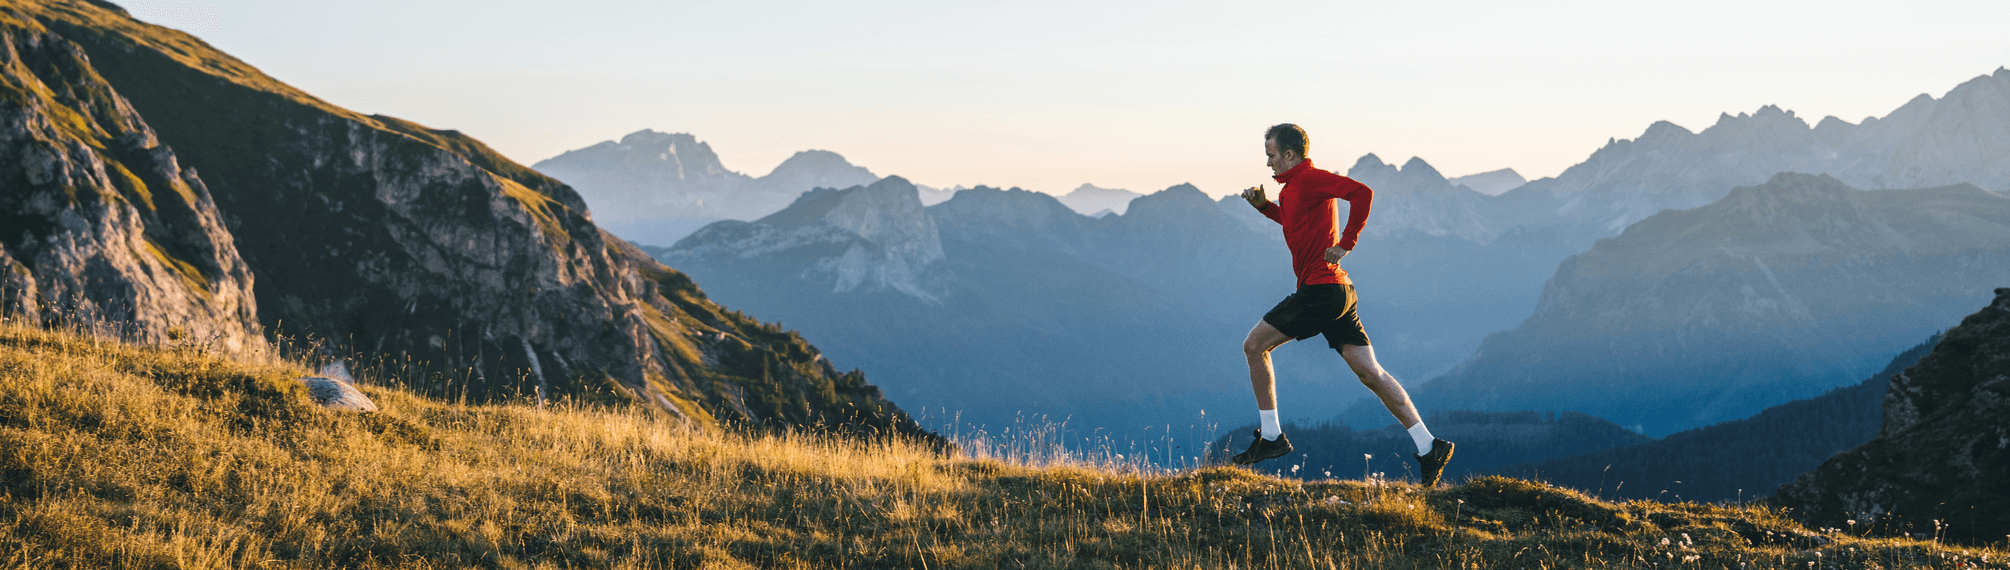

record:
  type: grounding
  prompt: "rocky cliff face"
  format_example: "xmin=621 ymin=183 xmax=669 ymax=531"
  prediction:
xmin=669 ymin=176 xmax=950 ymax=303
xmin=1418 ymin=173 xmax=2010 ymax=435
xmin=0 ymin=0 xmax=928 ymax=439
xmin=0 ymin=15 xmax=257 ymax=352
xmin=1775 ymin=289 xmax=2010 ymax=545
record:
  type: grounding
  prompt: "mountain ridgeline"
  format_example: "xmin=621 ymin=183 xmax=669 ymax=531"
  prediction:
xmin=1409 ymin=173 xmax=2010 ymax=435
xmin=531 ymin=130 xmax=883 ymax=248
xmin=0 ymin=0 xmax=931 ymax=439
xmin=1492 ymin=69 xmax=2010 ymax=245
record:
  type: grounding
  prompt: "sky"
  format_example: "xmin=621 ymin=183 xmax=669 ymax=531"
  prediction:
xmin=124 ymin=0 xmax=2010 ymax=197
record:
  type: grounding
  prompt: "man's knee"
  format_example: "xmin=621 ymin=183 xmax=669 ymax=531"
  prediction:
xmin=1243 ymin=337 xmax=1273 ymax=357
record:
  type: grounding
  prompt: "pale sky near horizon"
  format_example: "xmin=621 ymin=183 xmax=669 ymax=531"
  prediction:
xmin=125 ymin=0 xmax=2010 ymax=197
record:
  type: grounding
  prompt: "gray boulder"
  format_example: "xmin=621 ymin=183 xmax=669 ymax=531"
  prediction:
xmin=297 ymin=376 xmax=379 ymax=412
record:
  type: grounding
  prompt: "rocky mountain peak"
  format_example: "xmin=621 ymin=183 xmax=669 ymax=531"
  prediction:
xmin=1702 ymin=104 xmax=1813 ymax=141
xmin=1448 ymin=168 xmax=1526 ymax=196
xmin=932 ymin=185 xmax=1077 ymax=222
xmin=1055 ymin=183 xmax=1141 ymax=216
xmin=1398 ymin=156 xmax=1447 ymax=183
xmin=1350 ymin=153 xmax=1463 ymax=193
xmin=1638 ymin=120 xmax=1693 ymax=141
xmin=1066 ymin=183 xmax=1129 ymax=196
xmin=617 ymin=128 xmax=692 ymax=147
xmin=1350 ymin=151 xmax=1398 ymax=175
xmin=684 ymin=176 xmax=946 ymax=302
xmin=767 ymin=149 xmax=870 ymax=177
xmin=1346 ymin=154 xmax=1454 ymax=191
xmin=822 ymin=176 xmax=933 ymax=244
xmin=1120 ymin=182 xmax=1214 ymax=219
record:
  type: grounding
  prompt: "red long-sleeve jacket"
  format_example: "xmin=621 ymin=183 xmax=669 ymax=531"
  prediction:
xmin=1255 ymin=159 xmax=1372 ymax=287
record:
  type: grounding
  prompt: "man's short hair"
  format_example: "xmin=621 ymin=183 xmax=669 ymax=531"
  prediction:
xmin=1266 ymin=123 xmax=1308 ymax=158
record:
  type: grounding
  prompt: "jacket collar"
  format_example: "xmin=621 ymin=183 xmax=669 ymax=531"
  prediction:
xmin=1272 ymin=158 xmax=1316 ymax=183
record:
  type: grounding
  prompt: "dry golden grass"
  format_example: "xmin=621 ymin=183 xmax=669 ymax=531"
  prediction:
xmin=1 ymin=320 xmax=2004 ymax=569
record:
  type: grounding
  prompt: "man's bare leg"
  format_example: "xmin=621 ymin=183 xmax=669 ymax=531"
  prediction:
xmin=1243 ymin=320 xmax=1293 ymax=410
xmin=1232 ymin=320 xmax=1297 ymax=464
xmin=1343 ymin=343 xmax=1453 ymax=486
xmin=1339 ymin=343 xmax=1422 ymax=429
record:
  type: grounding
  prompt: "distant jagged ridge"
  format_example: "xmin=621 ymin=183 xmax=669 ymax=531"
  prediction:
xmin=1495 ymin=68 xmax=2010 ymax=242
xmin=532 ymin=129 xmax=881 ymax=246
xmin=0 ymin=0 xmax=933 ymax=439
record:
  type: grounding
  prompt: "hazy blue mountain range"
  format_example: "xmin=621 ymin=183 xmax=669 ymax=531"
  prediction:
xmin=1506 ymin=335 xmax=1940 ymax=504
xmin=657 ymin=179 xmax=1273 ymax=435
xmin=1493 ymin=68 xmax=2010 ymax=246
xmin=1447 ymin=168 xmax=1526 ymax=196
xmin=913 ymin=183 xmax=959 ymax=206
xmin=656 ymin=167 xmax=1579 ymax=438
xmin=0 ymin=0 xmax=932 ymax=439
xmin=532 ymin=130 xmax=882 ymax=246
xmin=640 ymin=68 xmax=2010 ymax=454
xmin=1056 ymin=183 xmax=1142 ymax=217
xmin=1407 ymin=173 xmax=2010 ymax=436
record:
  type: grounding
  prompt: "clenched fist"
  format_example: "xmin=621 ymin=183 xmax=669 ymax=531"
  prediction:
xmin=1241 ymin=185 xmax=1271 ymax=209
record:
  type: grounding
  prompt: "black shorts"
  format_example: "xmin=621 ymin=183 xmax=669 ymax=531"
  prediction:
xmin=1262 ymin=283 xmax=1371 ymax=349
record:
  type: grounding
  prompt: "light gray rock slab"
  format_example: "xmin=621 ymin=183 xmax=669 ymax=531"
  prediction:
xmin=298 ymin=376 xmax=378 ymax=412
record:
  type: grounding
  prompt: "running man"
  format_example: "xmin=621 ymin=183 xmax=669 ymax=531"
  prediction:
xmin=1229 ymin=123 xmax=1456 ymax=487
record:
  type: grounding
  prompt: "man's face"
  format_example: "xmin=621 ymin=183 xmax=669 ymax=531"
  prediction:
xmin=1265 ymin=138 xmax=1299 ymax=175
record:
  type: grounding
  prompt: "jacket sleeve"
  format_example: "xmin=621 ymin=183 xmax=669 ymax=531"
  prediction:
xmin=1257 ymin=201 xmax=1282 ymax=224
xmin=1332 ymin=179 xmax=1372 ymax=251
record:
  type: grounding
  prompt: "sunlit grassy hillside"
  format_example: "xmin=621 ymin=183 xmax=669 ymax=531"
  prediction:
xmin=1 ymin=321 xmax=2003 ymax=569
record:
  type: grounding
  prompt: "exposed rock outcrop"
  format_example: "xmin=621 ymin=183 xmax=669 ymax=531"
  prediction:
xmin=1774 ymin=288 xmax=2010 ymax=544
xmin=669 ymin=176 xmax=950 ymax=303
xmin=0 ymin=20 xmax=258 ymax=352
xmin=0 ymin=0 xmax=931 ymax=441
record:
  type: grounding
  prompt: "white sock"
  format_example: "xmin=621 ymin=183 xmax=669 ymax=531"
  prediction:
xmin=1259 ymin=409 xmax=1282 ymax=440
xmin=1407 ymin=422 xmax=1436 ymax=455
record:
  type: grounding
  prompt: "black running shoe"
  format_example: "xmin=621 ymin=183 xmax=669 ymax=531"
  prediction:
xmin=1232 ymin=429 xmax=1293 ymax=465
xmin=1415 ymin=438 xmax=1455 ymax=488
